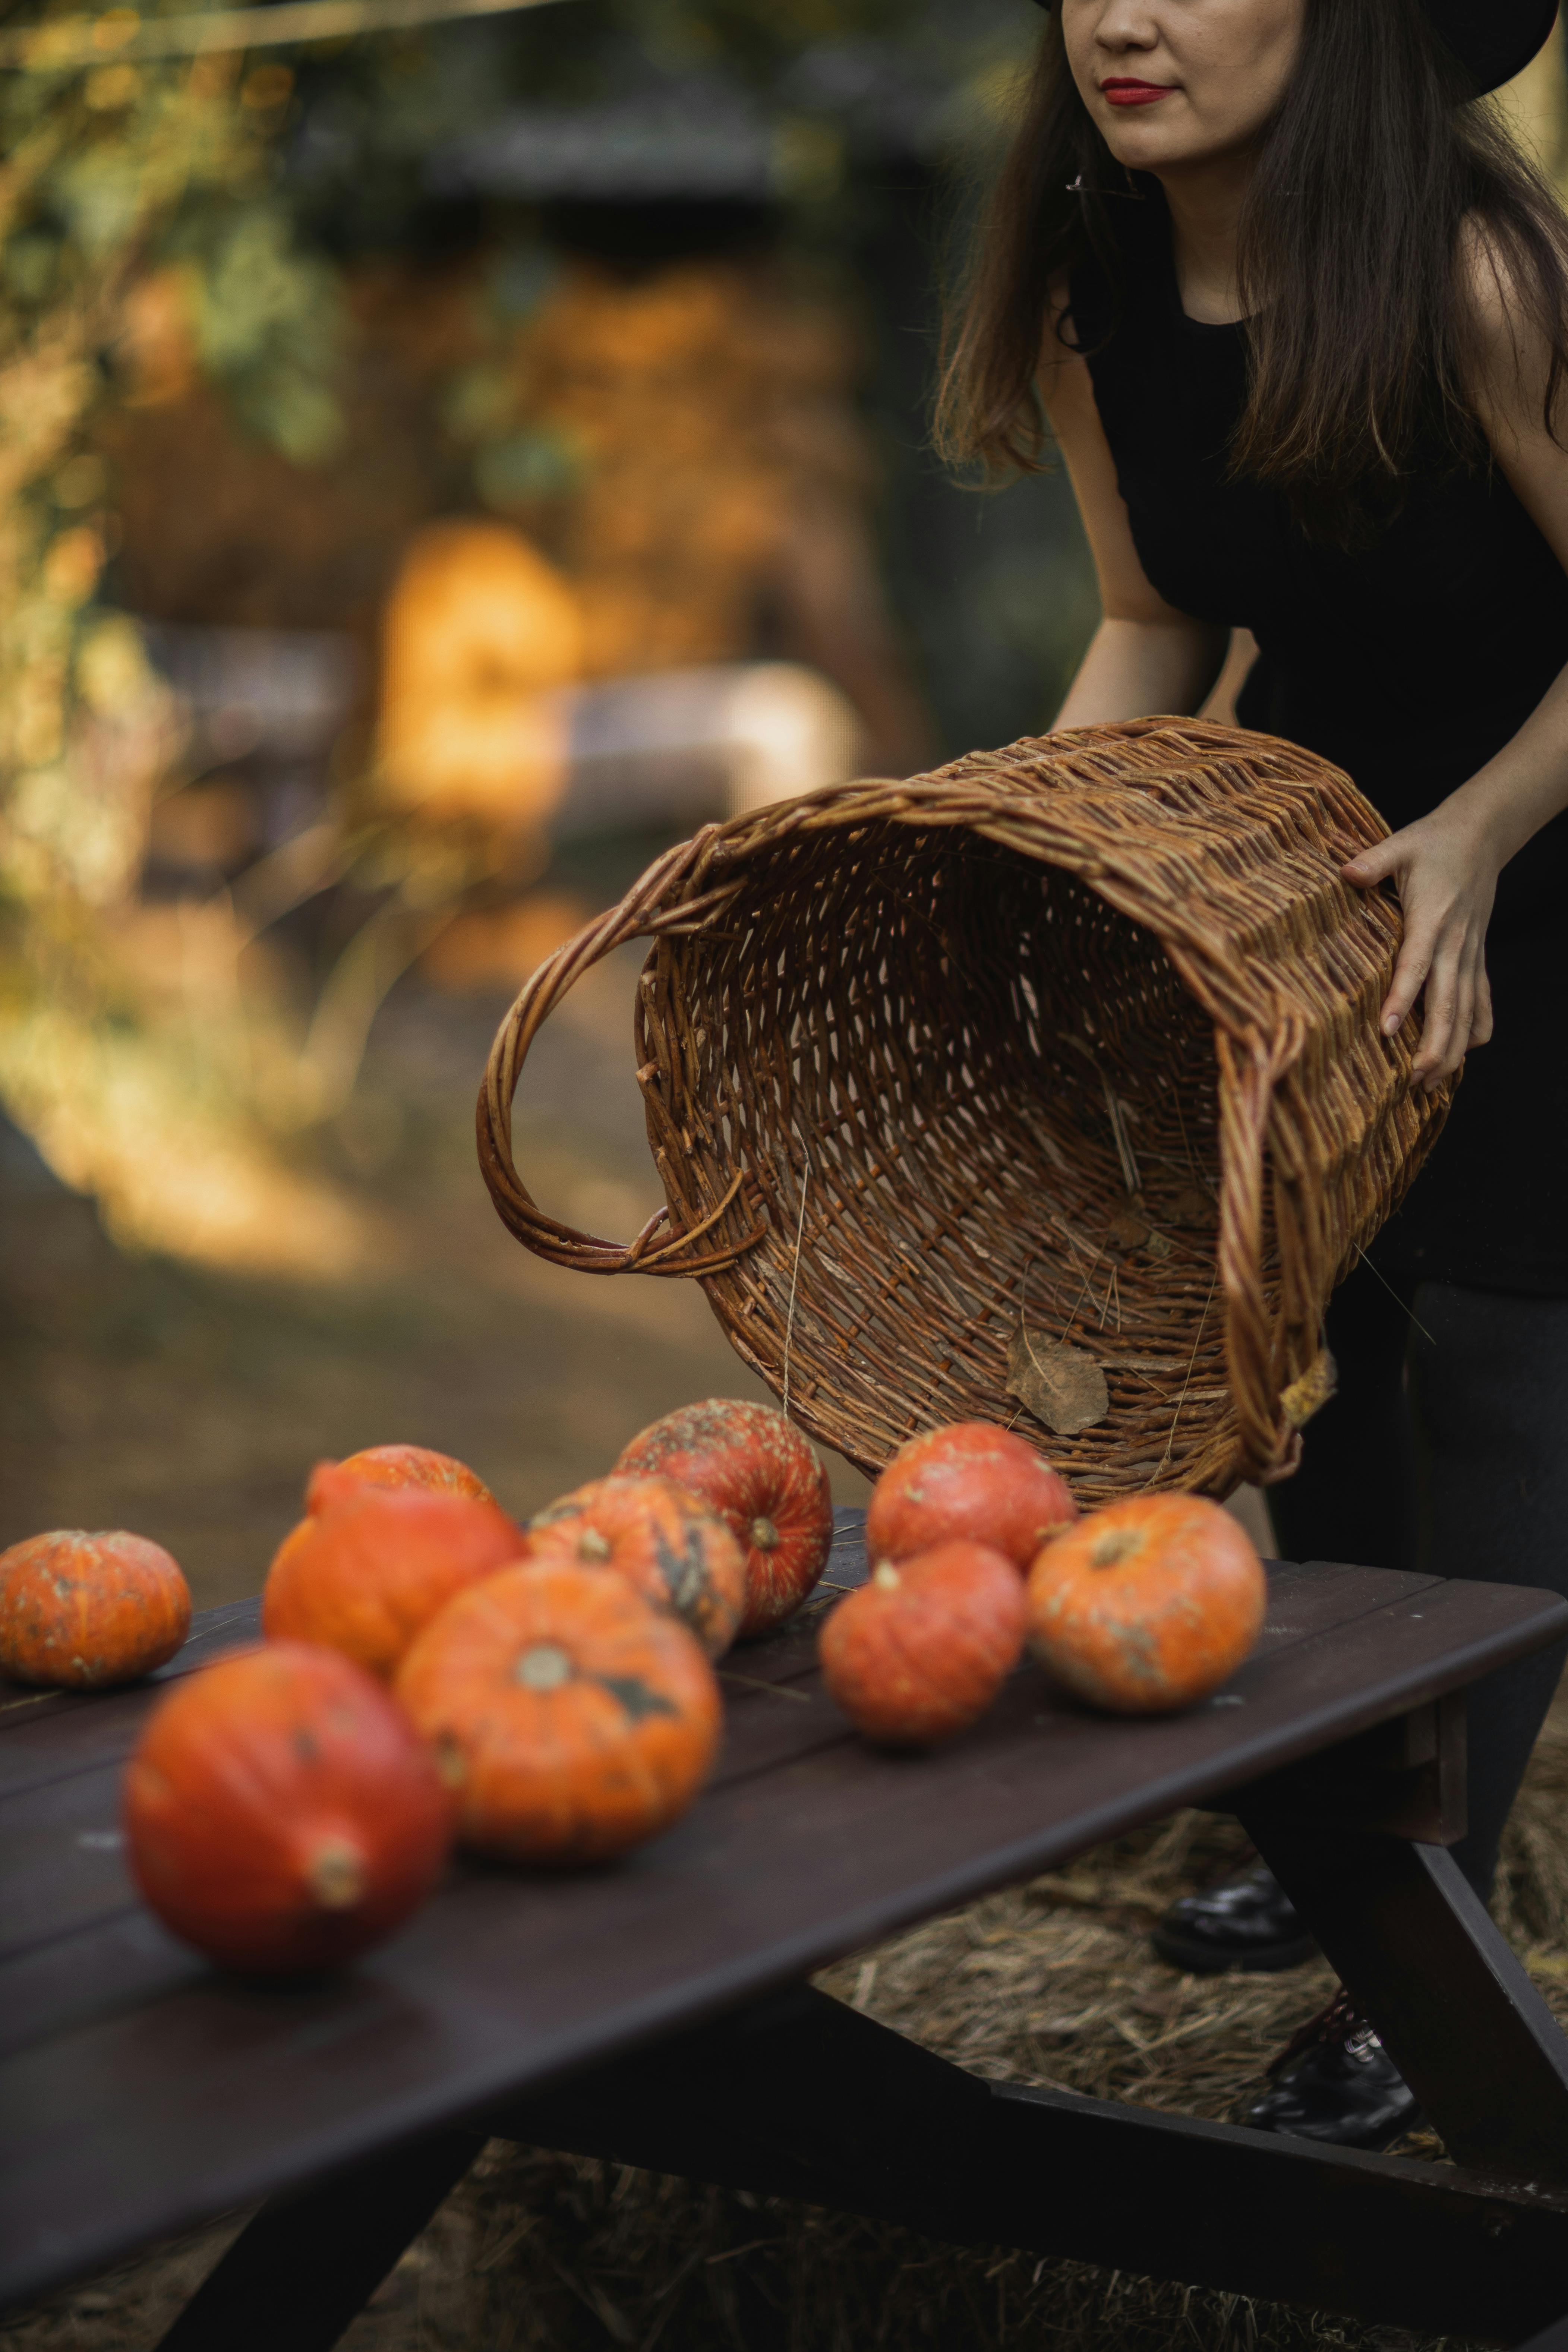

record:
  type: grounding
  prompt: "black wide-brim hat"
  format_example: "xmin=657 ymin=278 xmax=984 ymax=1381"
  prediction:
xmin=1029 ymin=1 xmax=1558 ymax=98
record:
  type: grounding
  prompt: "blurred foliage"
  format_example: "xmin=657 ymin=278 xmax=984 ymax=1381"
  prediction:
xmin=0 ymin=25 xmax=362 ymax=1268
xmin=173 ymin=197 xmax=345 ymax=462
xmin=0 ymin=0 xmax=1044 ymax=1269
xmin=0 ymin=27 xmax=347 ymax=912
xmin=608 ymin=0 xmax=901 ymax=83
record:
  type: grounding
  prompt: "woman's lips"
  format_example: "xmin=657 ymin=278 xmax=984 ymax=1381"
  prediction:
xmin=1101 ymin=79 xmax=1176 ymax=107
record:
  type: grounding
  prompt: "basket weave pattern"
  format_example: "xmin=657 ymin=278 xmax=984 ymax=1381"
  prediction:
xmin=480 ymin=720 xmax=1451 ymax=1497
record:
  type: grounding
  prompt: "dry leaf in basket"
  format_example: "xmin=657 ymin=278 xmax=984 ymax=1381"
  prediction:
xmin=1167 ymin=1183 xmax=1217 ymax=1229
xmin=1105 ymin=1197 xmax=1176 ymax=1262
xmin=1006 ymin=1318 xmax=1110 ymax=1438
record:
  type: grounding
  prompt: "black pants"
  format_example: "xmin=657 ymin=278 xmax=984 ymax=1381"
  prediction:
xmin=1266 ymin=1262 xmax=1568 ymax=1899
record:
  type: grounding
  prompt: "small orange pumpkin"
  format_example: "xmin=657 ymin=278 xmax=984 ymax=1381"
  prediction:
xmin=306 ymin=1445 xmax=495 ymax=1512
xmin=615 ymin=1399 xmax=833 ymax=1638
xmin=866 ymin=1423 xmax=1077 ymax=1572
xmin=263 ymin=1485 xmax=523 ymax=1678
xmin=818 ymin=1541 xmax=1026 ymax=1746
xmin=525 ymin=1477 xmax=745 ymax=1658
xmin=0 ymin=1531 xmax=191 ymax=1689
xmin=1026 ymin=1495 xmax=1266 ymax=1715
xmin=123 ymin=1642 xmax=453 ymax=1974
xmin=395 ymin=1561 xmax=721 ymax=1863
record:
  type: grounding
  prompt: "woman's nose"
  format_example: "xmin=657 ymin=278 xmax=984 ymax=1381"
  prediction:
xmin=1092 ymin=0 xmax=1161 ymax=50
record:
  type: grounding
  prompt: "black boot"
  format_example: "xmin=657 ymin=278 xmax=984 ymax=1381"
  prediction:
xmin=1151 ymin=1860 xmax=1317 ymax=1974
xmin=1246 ymin=1988 xmax=1423 ymax=2152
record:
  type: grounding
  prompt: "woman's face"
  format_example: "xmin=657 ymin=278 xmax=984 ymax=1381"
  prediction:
xmin=1060 ymin=0 xmax=1304 ymax=176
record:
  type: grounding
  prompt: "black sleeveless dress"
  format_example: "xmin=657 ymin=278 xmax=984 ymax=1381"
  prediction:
xmin=1069 ymin=193 xmax=1568 ymax=1297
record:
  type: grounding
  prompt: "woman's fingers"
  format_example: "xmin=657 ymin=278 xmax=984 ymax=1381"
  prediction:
xmin=1379 ymin=923 xmax=1436 ymax=1037
xmin=1391 ymin=927 xmax=1487 ymax=1084
xmin=1341 ymin=839 xmax=1401 ymax=887
xmin=1345 ymin=803 xmax=1499 ymax=1075
xmin=1432 ymin=962 xmax=1473 ymax=1084
xmin=1411 ymin=937 xmax=1462 ymax=1083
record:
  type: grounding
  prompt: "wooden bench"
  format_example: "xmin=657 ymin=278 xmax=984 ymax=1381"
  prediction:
xmin=5 ymin=1510 xmax=1568 ymax=2349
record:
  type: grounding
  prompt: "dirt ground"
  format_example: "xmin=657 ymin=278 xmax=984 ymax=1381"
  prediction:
xmin=0 ymin=944 xmax=873 ymax=1598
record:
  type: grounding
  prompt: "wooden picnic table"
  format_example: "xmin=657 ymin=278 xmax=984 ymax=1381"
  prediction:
xmin=6 ymin=1509 xmax=1568 ymax=2350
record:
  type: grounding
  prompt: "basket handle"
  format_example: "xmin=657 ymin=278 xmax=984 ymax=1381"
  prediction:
xmin=1215 ymin=1026 xmax=1304 ymax=1486
xmin=477 ymin=832 xmax=769 ymax=1278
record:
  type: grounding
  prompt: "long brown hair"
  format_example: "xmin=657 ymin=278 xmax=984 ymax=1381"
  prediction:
xmin=936 ymin=0 xmax=1568 ymax=539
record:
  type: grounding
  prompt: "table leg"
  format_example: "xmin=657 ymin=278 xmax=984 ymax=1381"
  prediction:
xmin=1516 ymin=2319 xmax=1568 ymax=2352
xmin=152 ymin=2125 xmax=483 ymax=2352
xmin=1240 ymin=1815 xmax=1568 ymax=2183
xmin=496 ymin=1981 xmax=1568 ymax=2339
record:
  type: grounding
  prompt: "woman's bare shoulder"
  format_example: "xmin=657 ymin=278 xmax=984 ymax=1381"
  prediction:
xmin=1454 ymin=212 xmax=1568 ymax=550
xmin=1455 ymin=212 xmax=1564 ymax=395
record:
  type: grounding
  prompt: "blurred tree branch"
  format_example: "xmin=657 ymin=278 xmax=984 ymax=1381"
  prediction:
xmin=0 ymin=0 xmax=570 ymax=73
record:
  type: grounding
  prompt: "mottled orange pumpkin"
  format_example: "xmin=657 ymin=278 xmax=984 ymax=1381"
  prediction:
xmin=818 ymin=1541 xmax=1026 ymax=1746
xmin=525 ymin=1477 xmax=745 ymax=1658
xmin=306 ymin=1445 xmax=495 ymax=1513
xmin=123 ymin=1641 xmax=453 ymax=1974
xmin=0 ymin=1530 xmax=191 ymax=1689
xmin=263 ymin=1485 xmax=523 ymax=1678
xmin=395 ymin=1561 xmax=721 ymax=1863
xmin=616 ymin=1399 xmax=832 ymax=1638
xmin=866 ymin=1423 xmax=1077 ymax=1572
xmin=1026 ymin=1495 xmax=1266 ymax=1714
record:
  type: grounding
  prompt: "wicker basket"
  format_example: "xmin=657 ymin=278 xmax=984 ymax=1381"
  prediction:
xmin=479 ymin=720 xmax=1452 ymax=1498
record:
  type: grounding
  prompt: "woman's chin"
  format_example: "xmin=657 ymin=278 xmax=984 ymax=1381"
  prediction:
xmin=1093 ymin=111 xmax=1211 ymax=175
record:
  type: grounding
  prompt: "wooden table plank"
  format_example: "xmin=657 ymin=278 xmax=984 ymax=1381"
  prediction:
xmin=0 ymin=1556 xmax=1559 ymax=2310
xmin=0 ymin=1515 xmax=861 ymax=1798
xmin=0 ymin=1601 xmax=261 ymax=1799
xmin=0 ymin=1557 xmax=1452 ymax=2061
xmin=0 ymin=1517 xmax=1432 ymax=1801
xmin=0 ymin=1773 xmax=138 ymax=1964
xmin=0 ymin=1544 xmax=1439 ymax=1978
xmin=0 ymin=1907 xmax=204 ymax=2065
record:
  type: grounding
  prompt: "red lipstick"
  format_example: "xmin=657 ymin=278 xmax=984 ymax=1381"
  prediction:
xmin=1101 ymin=78 xmax=1175 ymax=107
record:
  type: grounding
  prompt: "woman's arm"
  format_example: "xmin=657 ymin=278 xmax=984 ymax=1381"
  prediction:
xmin=1342 ymin=240 xmax=1568 ymax=1088
xmin=1041 ymin=297 xmax=1230 ymax=726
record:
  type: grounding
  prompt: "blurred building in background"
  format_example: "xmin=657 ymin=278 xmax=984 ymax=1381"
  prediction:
xmin=101 ymin=1 xmax=1093 ymax=916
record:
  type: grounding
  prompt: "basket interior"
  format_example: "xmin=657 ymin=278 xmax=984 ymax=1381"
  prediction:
xmin=658 ymin=819 xmax=1258 ymax=1500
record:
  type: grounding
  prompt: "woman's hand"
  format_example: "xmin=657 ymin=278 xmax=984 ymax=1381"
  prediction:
xmin=1341 ymin=801 xmax=1500 ymax=1091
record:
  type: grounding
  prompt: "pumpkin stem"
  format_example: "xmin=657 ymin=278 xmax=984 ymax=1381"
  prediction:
xmin=308 ymin=1836 xmax=367 ymax=1911
xmin=872 ymin=1562 xmax=902 ymax=1590
xmin=577 ymin=1528 xmax=613 ymax=1566
xmin=517 ymin=1641 xmax=573 ymax=1691
xmin=750 ymin=1516 xmax=779 ymax=1552
xmin=1090 ymin=1529 xmax=1141 ymax=1570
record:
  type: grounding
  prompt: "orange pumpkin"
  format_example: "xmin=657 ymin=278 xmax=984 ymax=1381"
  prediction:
xmin=615 ymin=1400 xmax=832 ymax=1638
xmin=866 ymin=1423 xmax=1077 ymax=1572
xmin=525 ymin=1477 xmax=745 ymax=1658
xmin=1026 ymin=1495 xmax=1266 ymax=1714
xmin=123 ymin=1641 xmax=453 ymax=1974
xmin=395 ymin=1560 xmax=721 ymax=1863
xmin=818 ymin=1541 xmax=1026 ymax=1745
xmin=0 ymin=1531 xmax=190 ymax=1689
xmin=306 ymin=1444 xmax=495 ymax=1512
xmin=262 ymin=1485 xmax=523 ymax=1678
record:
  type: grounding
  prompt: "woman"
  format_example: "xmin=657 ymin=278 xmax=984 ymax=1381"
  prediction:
xmin=939 ymin=0 xmax=1568 ymax=2149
